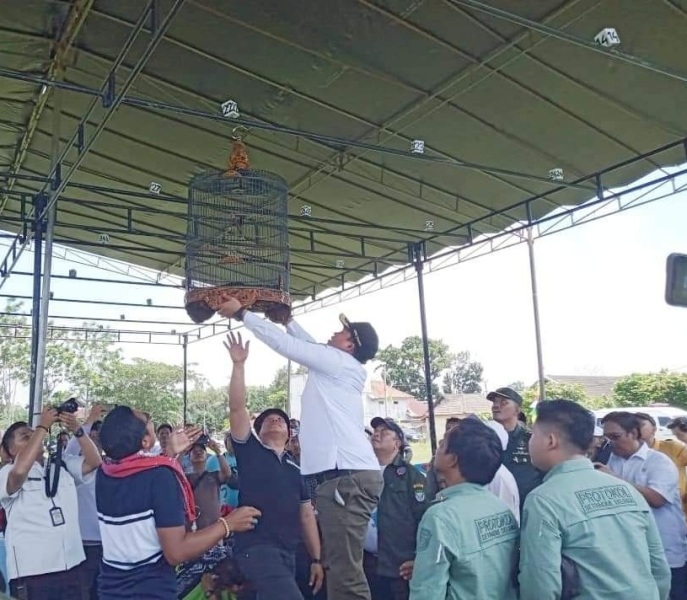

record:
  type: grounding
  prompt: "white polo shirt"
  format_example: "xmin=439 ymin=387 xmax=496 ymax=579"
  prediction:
xmin=244 ymin=313 xmax=380 ymax=475
xmin=0 ymin=456 xmax=89 ymax=580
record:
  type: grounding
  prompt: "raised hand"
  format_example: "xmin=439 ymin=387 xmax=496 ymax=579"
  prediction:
xmin=58 ymin=411 xmax=80 ymax=433
xmin=168 ymin=425 xmax=202 ymax=456
xmin=217 ymin=298 xmax=242 ymax=319
xmin=38 ymin=406 xmax=59 ymax=431
xmin=223 ymin=332 xmax=250 ymax=364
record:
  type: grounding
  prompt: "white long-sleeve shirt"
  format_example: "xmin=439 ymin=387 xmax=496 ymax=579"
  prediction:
xmin=65 ymin=422 xmax=101 ymax=542
xmin=243 ymin=312 xmax=380 ymax=475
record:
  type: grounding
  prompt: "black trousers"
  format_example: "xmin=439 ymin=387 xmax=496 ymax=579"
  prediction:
xmin=236 ymin=544 xmax=303 ymax=600
xmin=78 ymin=544 xmax=103 ymax=600
xmin=671 ymin=564 xmax=687 ymax=600
xmin=10 ymin=566 xmax=83 ymax=600
xmin=363 ymin=552 xmax=409 ymax=600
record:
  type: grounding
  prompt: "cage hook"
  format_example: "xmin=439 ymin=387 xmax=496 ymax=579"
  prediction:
xmin=232 ymin=126 xmax=250 ymax=141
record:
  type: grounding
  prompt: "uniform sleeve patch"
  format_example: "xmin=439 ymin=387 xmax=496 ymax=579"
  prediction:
xmin=574 ymin=485 xmax=637 ymax=514
xmin=417 ymin=527 xmax=432 ymax=552
xmin=475 ymin=511 xmax=517 ymax=546
xmin=413 ymin=483 xmax=425 ymax=502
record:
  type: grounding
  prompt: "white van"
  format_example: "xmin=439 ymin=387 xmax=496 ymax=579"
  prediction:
xmin=594 ymin=404 xmax=687 ymax=440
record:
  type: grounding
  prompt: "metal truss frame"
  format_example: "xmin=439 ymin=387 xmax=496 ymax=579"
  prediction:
xmin=1 ymin=153 xmax=685 ymax=345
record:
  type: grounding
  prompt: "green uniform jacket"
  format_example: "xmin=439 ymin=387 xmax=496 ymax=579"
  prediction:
xmin=502 ymin=424 xmax=544 ymax=509
xmin=519 ymin=458 xmax=671 ymax=600
xmin=409 ymin=483 xmax=518 ymax=600
xmin=377 ymin=454 xmax=434 ymax=578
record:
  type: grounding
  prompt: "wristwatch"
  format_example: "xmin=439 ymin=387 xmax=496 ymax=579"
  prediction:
xmin=312 ymin=558 xmax=322 ymax=565
xmin=74 ymin=427 xmax=85 ymax=438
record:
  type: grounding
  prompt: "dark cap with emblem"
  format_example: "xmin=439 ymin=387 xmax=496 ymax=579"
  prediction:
xmin=487 ymin=387 xmax=523 ymax=406
xmin=371 ymin=417 xmax=406 ymax=446
xmin=340 ymin=314 xmax=379 ymax=364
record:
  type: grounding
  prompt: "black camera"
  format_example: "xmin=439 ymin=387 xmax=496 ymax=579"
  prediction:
xmin=197 ymin=433 xmax=210 ymax=446
xmin=56 ymin=397 xmax=80 ymax=414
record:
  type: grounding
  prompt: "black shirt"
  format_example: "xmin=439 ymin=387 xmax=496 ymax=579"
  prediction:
xmin=232 ymin=432 xmax=309 ymax=552
xmin=502 ymin=423 xmax=544 ymax=509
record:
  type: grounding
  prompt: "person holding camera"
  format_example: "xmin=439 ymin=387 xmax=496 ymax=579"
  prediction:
xmin=0 ymin=404 xmax=102 ymax=600
xmin=187 ymin=436 xmax=237 ymax=531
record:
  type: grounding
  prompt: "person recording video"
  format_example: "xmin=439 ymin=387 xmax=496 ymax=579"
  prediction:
xmin=0 ymin=402 xmax=102 ymax=600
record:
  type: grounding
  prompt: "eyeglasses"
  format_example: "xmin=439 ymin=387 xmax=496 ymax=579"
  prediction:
xmin=605 ymin=432 xmax=626 ymax=441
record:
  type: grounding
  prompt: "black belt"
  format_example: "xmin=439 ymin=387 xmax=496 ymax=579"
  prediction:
xmin=315 ymin=468 xmax=364 ymax=483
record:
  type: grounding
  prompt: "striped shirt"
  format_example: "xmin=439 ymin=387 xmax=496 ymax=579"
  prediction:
xmin=96 ymin=466 xmax=185 ymax=599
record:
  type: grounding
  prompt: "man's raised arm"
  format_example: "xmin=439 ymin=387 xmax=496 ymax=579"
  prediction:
xmin=219 ymin=301 xmax=343 ymax=377
xmin=224 ymin=332 xmax=252 ymax=442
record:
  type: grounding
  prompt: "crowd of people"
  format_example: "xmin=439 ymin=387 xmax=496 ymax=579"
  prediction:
xmin=0 ymin=300 xmax=687 ymax=599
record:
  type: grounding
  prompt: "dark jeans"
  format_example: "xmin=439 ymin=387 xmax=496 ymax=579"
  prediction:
xmin=10 ymin=566 xmax=83 ymax=600
xmin=236 ymin=544 xmax=303 ymax=600
xmin=78 ymin=544 xmax=102 ymax=600
xmin=670 ymin=564 xmax=687 ymax=600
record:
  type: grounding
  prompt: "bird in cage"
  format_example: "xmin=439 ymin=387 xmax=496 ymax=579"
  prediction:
xmin=184 ymin=139 xmax=291 ymax=324
xmin=226 ymin=140 xmax=250 ymax=177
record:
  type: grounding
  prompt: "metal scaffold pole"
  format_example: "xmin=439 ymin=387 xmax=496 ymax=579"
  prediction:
xmin=32 ymin=74 xmax=62 ymax=424
xmin=527 ymin=227 xmax=546 ymax=403
xmin=183 ymin=333 xmax=189 ymax=423
xmin=27 ymin=194 xmax=46 ymax=424
xmin=411 ymin=242 xmax=438 ymax=454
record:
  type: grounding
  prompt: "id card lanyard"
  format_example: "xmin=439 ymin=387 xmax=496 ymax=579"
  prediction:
xmin=44 ymin=442 xmax=65 ymax=527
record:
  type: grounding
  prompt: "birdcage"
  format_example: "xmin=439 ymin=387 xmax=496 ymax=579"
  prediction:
xmin=184 ymin=141 xmax=291 ymax=324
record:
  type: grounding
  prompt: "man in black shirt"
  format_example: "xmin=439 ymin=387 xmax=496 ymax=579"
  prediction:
xmin=225 ymin=332 xmax=324 ymax=600
xmin=488 ymin=387 xmax=543 ymax=510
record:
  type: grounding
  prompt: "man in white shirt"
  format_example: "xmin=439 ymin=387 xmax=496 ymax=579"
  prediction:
xmin=0 ymin=406 xmax=102 ymax=599
xmin=597 ymin=411 xmax=687 ymax=599
xmin=219 ymin=299 xmax=383 ymax=600
xmin=485 ymin=420 xmax=521 ymax=524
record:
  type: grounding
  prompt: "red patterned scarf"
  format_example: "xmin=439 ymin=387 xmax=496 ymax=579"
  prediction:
xmin=101 ymin=454 xmax=196 ymax=523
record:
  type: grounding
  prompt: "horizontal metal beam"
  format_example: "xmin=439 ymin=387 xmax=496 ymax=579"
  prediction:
xmin=0 ymin=65 xmax=597 ymax=195
xmin=185 ymin=167 xmax=687 ymax=343
xmin=448 ymin=0 xmax=687 ymax=85
xmin=0 ymin=0 xmax=186 ymax=290
xmin=0 ymin=0 xmax=94 ymax=211
xmin=0 ymin=310 xmax=198 ymax=328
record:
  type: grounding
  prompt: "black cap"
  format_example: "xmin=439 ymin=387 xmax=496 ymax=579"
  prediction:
xmin=370 ymin=417 xmax=406 ymax=446
xmin=340 ymin=314 xmax=379 ymax=364
xmin=254 ymin=408 xmax=291 ymax=438
xmin=667 ymin=416 xmax=687 ymax=429
xmin=487 ymin=387 xmax=523 ymax=406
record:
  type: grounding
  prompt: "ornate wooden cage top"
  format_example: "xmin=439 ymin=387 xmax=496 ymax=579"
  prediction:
xmin=184 ymin=141 xmax=291 ymax=324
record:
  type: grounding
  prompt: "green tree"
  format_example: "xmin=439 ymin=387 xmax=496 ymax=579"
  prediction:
xmin=99 ymin=358 xmax=185 ymax=424
xmin=0 ymin=300 xmax=31 ymax=423
xmin=442 ymin=351 xmax=484 ymax=394
xmin=377 ymin=336 xmax=453 ymax=400
xmin=613 ymin=371 xmax=687 ymax=409
xmin=187 ymin=384 xmax=227 ymax=433
xmin=522 ymin=381 xmax=590 ymax=418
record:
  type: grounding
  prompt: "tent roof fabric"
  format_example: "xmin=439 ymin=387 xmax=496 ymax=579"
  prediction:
xmin=1 ymin=0 xmax=686 ymax=300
